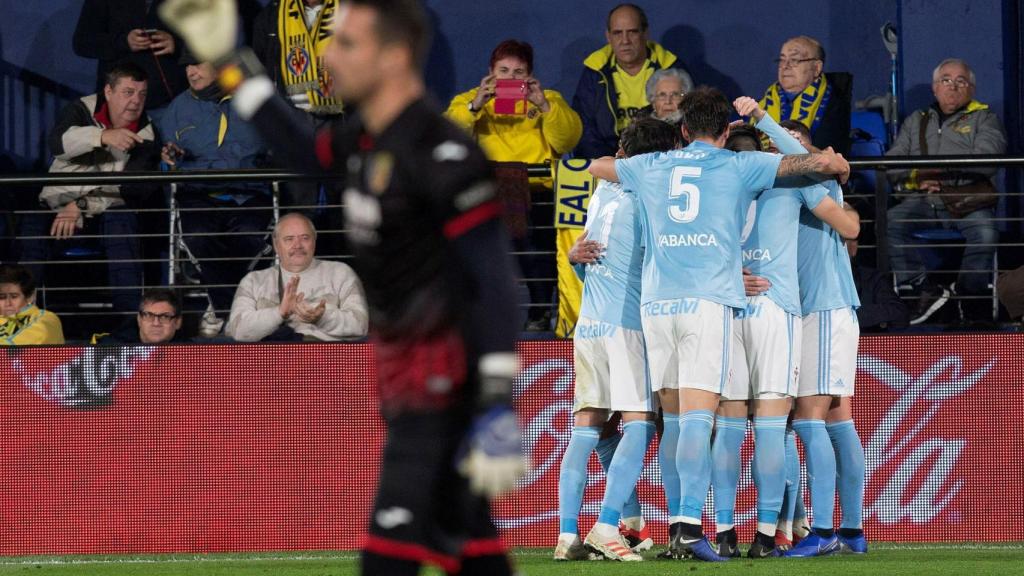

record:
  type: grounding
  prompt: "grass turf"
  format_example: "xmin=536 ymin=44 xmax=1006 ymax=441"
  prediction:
xmin=0 ymin=544 xmax=1022 ymax=575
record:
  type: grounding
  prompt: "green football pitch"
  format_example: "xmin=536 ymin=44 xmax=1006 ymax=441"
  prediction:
xmin=1 ymin=544 xmax=1022 ymax=575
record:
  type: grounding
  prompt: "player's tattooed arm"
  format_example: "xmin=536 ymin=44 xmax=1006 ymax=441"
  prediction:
xmin=776 ymin=147 xmax=850 ymax=184
xmin=777 ymin=154 xmax=826 ymax=177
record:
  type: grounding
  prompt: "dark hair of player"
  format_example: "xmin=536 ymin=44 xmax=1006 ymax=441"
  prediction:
xmin=725 ymin=124 xmax=763 ymax=152
xmin=678 ymin=86 xmax=732 ymax=140
xmin=620 ymin=116 xmax=681 ymax=157
xmin=779 ymin=119 xmax=813 ymax=143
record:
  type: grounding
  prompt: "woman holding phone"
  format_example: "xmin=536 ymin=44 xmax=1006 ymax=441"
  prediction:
xmin=445 ymin=39 xmax=583 ymax=331
xmin=445 ymin=39 xmax=582 ymax=178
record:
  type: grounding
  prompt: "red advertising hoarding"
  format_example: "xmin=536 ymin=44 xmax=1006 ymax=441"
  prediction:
xmin=0 ymin=336 xmax=1021 ymax=555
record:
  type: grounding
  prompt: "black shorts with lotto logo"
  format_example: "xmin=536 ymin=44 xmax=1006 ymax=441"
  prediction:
xmin=361 ymin=410 xmax=505 ymax=573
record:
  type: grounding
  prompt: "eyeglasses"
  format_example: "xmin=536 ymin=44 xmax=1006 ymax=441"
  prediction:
xmin=653 ymin=91 xmax=685 ymax=102
xmin=774 ymin=57 xmax=819 ymax=69
xmin=936 ymin=77 xmax=972 ymax=89
xmin=139 ymin=311 xmax=179 ymax=323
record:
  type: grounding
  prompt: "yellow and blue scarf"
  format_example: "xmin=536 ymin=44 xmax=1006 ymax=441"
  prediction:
xmin=760 ymin=74 xmax=831 ymax=135
xmin=278 ymin=0 xmax=344 ymax=115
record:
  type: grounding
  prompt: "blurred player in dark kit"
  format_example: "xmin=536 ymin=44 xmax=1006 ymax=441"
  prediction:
xmin=159 ymin=0 xmax=528 ymax=574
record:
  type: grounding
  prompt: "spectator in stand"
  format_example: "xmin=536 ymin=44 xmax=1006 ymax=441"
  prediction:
xmin=252 ymin=0 xmax=345 ymax=119
xmin=641 ymin=68 xmax=693 ymax=125
xmin=445 ymin=39 xmax=582 ymax=331
xmin=844 ymin=203 xmax=909 ymax=332
xmin=73 ymin=0 xmax=187 ymax=113
xmin=226 ymin=213 xmax=367 ymax=342
xmin=92 ymin=288 xmax=186 ymax=344
xmin=572 ymin=3 xmax=690 ymax=158
xmin=445 ymin=39 xmax=582 ymax=174
xmin=160 ymin=51 xmax=272 ymax=337
xmin=886 ymin=58 xmax=1006 ymax=325
xmin=759 ymin=35 xmax=851 ymax=156
xmin=19 ymin=62 xmax=160 ymax=316
xmin=252 ymin=0 xmax=345 ymax=222
xmin=0 ymin=264 xmax=63 ymax=345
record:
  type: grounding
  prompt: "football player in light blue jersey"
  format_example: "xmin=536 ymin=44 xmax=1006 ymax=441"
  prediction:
xmin=744 ymin=110 xmax=866 ymax=557
xmin=556 ymin=118 xmax=681 ymax=562
xmin=710 ymin=99 xmax=860 ymax=560
xmin=588 ymin=87 xmax=851 ymax=562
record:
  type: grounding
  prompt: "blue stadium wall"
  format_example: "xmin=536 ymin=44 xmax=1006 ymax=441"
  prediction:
xmin=1 ymin=0 xmax=1017 ymax=169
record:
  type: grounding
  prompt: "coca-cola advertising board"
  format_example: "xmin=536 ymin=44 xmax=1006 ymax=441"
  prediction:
xmin=0 ymin=337 xmax=1020 ymax=554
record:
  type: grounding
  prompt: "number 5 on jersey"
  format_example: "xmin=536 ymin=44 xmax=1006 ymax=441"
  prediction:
xmin=669 ymin=166 xmax=701 ymax=223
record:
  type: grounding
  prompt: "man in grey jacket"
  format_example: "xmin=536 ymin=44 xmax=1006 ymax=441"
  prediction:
xmin=885 ymin=58 xmax=1006 ymax=325
xmin=226 ymin=212 xmax=367 ymax=341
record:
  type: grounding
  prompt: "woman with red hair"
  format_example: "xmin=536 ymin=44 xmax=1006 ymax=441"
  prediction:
xmin=445 ymin=39 xmax=582 ymax=177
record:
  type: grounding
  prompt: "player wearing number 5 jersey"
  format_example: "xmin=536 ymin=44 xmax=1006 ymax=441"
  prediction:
xmin=589 ymin=87 xmax=851 ymax=562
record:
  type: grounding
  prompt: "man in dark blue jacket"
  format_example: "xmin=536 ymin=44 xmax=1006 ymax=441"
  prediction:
xmin=571 ymin=3 xmax=690 ymax=159
xmin=159 ymin=52 xmax=271 ymax=335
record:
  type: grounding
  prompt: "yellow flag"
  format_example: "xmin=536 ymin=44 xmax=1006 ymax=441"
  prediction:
xmin=552 ymin=159 xmax=596 ymax=338
xmin=555 ymin=228 xmax=585 ymax=337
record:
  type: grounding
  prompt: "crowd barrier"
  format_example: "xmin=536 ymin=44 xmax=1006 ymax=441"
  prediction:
xmin=1 ymin=335 xmax=1021 ymax=555
xmin=2 ymin=157 xmax=1022 ymax=333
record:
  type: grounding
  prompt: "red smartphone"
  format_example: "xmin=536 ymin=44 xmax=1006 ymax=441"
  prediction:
xmin=494 ymin=79 xmax=527 ymax=115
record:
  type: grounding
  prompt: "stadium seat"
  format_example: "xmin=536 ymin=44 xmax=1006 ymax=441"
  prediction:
xmin=847 ymin=139 xmax=886 ymax=199
xmin=851 ymin=110 xmax=888 ymax=145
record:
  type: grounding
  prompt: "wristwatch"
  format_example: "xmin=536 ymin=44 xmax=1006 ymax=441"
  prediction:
xmin=75 ymin=197 xmax=89 ymax=210
xmin=468 ymin=101 xmax=479 ymax=113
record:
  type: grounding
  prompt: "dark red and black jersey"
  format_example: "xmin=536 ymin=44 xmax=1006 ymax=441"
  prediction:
xmin=318 ymin=98 xmax=503 ymax=342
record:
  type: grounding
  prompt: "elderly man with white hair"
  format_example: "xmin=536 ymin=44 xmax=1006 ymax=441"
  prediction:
xmin=886 ymin=57 xmax=1006 ymax=326
xmin=226 ymin=212 xmax=368 ymax=342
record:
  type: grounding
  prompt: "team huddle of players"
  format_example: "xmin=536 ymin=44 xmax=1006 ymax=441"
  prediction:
xmin=555 ymin=87 xmax=867 ymax=562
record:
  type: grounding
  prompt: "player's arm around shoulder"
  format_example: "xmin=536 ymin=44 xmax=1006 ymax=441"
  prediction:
xmin=588 ymin=156 xmax=619 ymax=182
xmin=776 ymin=147 xmax=850 ymax=184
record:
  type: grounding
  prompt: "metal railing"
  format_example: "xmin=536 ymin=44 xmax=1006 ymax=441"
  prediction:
xmin=1 ymin=156 xmax=1021 ymax=336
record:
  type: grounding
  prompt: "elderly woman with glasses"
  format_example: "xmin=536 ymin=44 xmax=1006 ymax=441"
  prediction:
xmin=0 ymin=264 xmax=64 ymax=345
xmin=642 ymin=68 xmax=693 ymax=125
xmin=758 ymin=35 xmax=851 ymax=155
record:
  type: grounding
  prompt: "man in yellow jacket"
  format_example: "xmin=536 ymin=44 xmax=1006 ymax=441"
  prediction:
xmin=446 ymin=39 xmax=582 ymax=176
